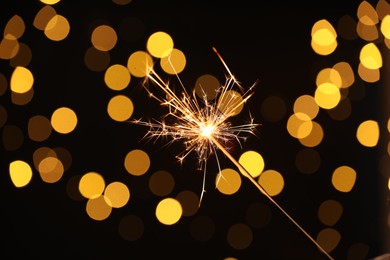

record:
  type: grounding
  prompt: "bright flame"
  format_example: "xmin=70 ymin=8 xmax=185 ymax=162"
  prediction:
xmin=200 ymin=123 xmax=215 ymax=138
xmin=133 ymin=47 xmax=258 ymax=167
xmin=132 ymin=47 xmax=258 ymax=203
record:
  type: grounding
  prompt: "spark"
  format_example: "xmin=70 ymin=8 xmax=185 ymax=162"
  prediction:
xmin=132 ymin=47 xmax=333 ymax=260
xmin=133 ymin=47 xmax=259 ymax=202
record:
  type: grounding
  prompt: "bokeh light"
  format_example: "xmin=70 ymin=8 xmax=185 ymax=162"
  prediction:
xmin=332 ymin=165 xmax=357 ymax=192
xmin=124 ymin=149 xmax=150 ymax=176
xmin=160 ymin=48 xmax=186 ymax=74
xmin=104 ymin=64 xmax=131 ymax=91
xmin=258 ymin=169 xmax=284 ymax=196
xmin=227 ymin=223 xmax=253 ymax=250
xmin=79 ymin=172 xmax=106 ymax=199
xmin=9 ymin=160 xmax=33 ymax=188
xmin=104 ymin=181 xmax=130 ymax=208
xmin=91 ymin=25 xmax=117 ymax=52
xmin=10 ymin=66 xmax=33 ymax=93
xmin=146 ymin=31 xmax=174 ymax=58
xmin=356 ymin=119 xmax=380 ymax=147
xmin=127 ymin=50 xmax=153 ymax=78
xmin=216 ymin=168 xmax=242 ymax=195
xmin=155 ymin=198 xmax=182 ymax=225
xmin=107 ymin=95 xmax=134 ymax=122
xmin=238 ymin=150 xmax=264 ymax=178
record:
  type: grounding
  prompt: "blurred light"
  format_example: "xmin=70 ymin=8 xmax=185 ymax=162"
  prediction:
xmin=155 ymin=198 xmax=182 ymax=225
xmin=160 ymin=48 xmax=186 ymax=74
xmin=357 ymin=21 xmax=379 ymax=41
xmin=176 ymin=190 xmax=199 ymax=217
xmin=107 ymin=95 xmax=134 ymax=122
xmin=357 ymin=0 xmax=379 ymax=25
xmin=10 ymin=42 xmax=32 ymax=67
xmin=258 ymin=169 xmax=284 ymax=196
xmin=314 ymin=82 xmax=341 ymax=109
xmin=51 ymin=106 xmax=78 ymax=134
xmin=54 ymin=146 xmax=72 ymax=171
xmin=388 ymin=177 xmax=389 ymax=190
xmin=11 ymin=87 xmax=34 ymax=105
xmin=149 ymin=170 xmax=175 ymax=196
xmin=376 ymin=0 xmax=390 ymax=20
xmin=337 ymin=15 xmax=358 ymax=40
xmin=311 ymin=19 xmax=337 ymax=55
xmin=332 ymin=165 xmax=357 ymax=192
xmin=194 ymin=74 xmax=220 ymax=100
xmin=298 ymin=121 xmax=323 ymax=147
xmin=91 ymin=25 xmax=117 ymax=51
xmin=38 ymin=156 xmax=64 ymax=183
xmin=127 ymin=50 xmax=153 ymax=77
xmin=146 ymin=31 xmax=174 ymax=58
xmin=388 ymin=118 xmax=390 ymax=132
xmin=33 ymin=146 xmax=57 ymax=171
xmin=358 ymin=62 xmax=381 ymax=82
xmin=86 ymin=195 xmax=112 ymax=221
xmin=40 ymin=0 xmax=61 ymax=4
xmin=79 ymin=172 xmax=106 ymax=199
xmin=124 ymin=149 xmax=150 ymax=176
xmin=333 ymin=62 xmax=355 ymax=88
xmin=216 ymin=168 xmax=242 ymax=195
xmin=316 ymin=68 xmax=342 ymax=88
xmin=44 ymin=15 xmax=70 ymax=41
xmin=118 ymin=214 xmax=144 ymax=241
xmin=293 ymin=95 xmax=319 ymax=120
xmin=287 ymin=112 xmax=313 ymax=139
xmin=33 ymin=5 xmax=57 ymax=31
xmin=104 ymin=182 xmax=130 ymax=208
xmin=238 ymin=150 xmax=264 ymax=178
xmin=4 ymin=15 xmax=25 ymax=40
xmin=9 ymin=160 xmax=33 ymax=188
xmin=0 ymin=38 xmax=19 ymax=59
xmin=318 ymin=199 xmax=343 ymax=226
xmin=84 ymin=46 xmax=110 ymax=72
xmin=360 ymin=43 xmax=382 ymax=70
xmin=356 ymin=120 xmax=380 ymax=147
xmin=10 ymin=66 xmax=34 ymax=93
xmin=382 ymin=15 xmax=390 ymax=39
xmin=104 ymin=64 xmax=131 ymax=91
xmin=227 ymin=223 xmax=253 ymax=250
xmin=28 ymin=115 xmax=52 ymax=142
xmin=316 ymin=228 xmax=341 ymax=253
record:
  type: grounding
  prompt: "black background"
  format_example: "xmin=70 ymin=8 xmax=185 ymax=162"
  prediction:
xmin=1 ymin=0 xmax=389 ymax=259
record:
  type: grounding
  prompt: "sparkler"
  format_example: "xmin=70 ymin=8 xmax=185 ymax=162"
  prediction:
xmin=132 ymin=47 xmax=334 ymax=260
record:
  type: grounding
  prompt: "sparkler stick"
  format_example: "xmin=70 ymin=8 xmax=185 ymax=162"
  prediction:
xmin=209 ymin=135 xmax=334 ymax=260
xmin=133 ymin=47 xmax=333 ymax=260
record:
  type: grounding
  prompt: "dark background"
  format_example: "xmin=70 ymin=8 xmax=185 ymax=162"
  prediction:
xmin=0 ymin=0 xmax=389 ymax=259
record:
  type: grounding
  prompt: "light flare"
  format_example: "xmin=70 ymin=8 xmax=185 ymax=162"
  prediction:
xmin=133 ymin=47 xmax=258 ymax=173
xmin=132 ymin=47 xmax=333 ymax=260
